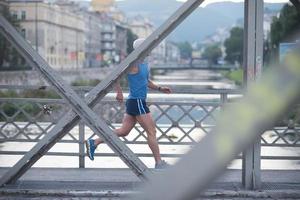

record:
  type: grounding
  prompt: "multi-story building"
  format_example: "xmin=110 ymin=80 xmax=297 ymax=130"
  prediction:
xmin=115 ymin=22 xmax=127 ymax=63
xmin=129 ymin=15 xmax=166 ymax=63
xmin=82 ymin=10 xmax=102 ymax=68
xmin=99 ymin=13 xmax=127 ymax=65
xmin=91 ymin=0 xmax=128 ymax=65
xmin=165 ymin=41 xmax=180 ymax=63
xmin=8 ymin=0 xmax=85 ymax=70
xmin=48 ymin=0 xmax=104 ymax=68
xmin=100 ymin=13 xmax=116 ymax=65
xmin=129 ymin=15 xmax=154 ymax=39
xmin=91 ymin=0 xmax=114 ymax=13
xmin=0 ymin=0 xmax=8 ymax=13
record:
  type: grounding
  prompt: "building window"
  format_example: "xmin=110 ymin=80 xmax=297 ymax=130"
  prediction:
xmin=11 ymin=11 xmax=18 ymax=20
xmin=21 ymin=11 xmax=26 ymax=20
xmin=21 ymin=28 xmax=26 ymax=38
xmin=50 ymin=46 xmax=55 ymax=54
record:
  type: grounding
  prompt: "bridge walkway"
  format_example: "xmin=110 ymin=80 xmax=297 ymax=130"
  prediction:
xmin=0 ymin=168 xmax=299 ymax=199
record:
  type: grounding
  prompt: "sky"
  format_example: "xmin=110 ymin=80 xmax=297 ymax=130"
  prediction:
xmin=112 ymin=0 xmax=290 ymax=7
xmin=175 ymin=0 xmax=289 ymax=7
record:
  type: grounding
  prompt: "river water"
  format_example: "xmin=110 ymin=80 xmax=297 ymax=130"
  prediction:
xmin=0 ymin=70 xmax=299 ymax=170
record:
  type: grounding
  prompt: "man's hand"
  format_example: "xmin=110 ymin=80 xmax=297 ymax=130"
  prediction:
xmin=116 ymin=92 xmax=124 ymax=103
xmin=160 ymin=86 xmax=172 ymax=94
xmin=114 ymin=82 xmax=123 ymax=103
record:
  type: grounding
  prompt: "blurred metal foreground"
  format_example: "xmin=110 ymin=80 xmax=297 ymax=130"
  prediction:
xmin=131 ymin=49 xmax=300 ymax=200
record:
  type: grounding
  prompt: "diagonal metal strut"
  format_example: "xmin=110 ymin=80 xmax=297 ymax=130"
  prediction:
xmin=290 ymin=0 xmax=300 ymax=11
xmin=0 ymin=14 xmax=152 ymax=184
xmin=0 ymin=0 xmax=206 ymax=186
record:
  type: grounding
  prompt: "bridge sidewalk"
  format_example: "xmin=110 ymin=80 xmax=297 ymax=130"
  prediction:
xmin=0 ymin=168 xmax=299 ymax=199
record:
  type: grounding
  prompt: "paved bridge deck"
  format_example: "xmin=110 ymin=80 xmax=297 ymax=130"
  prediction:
xmin=0 ymin=168 xmax=299 ymax=199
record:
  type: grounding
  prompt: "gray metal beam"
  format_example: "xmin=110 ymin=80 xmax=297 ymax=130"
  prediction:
xmin=0 ymin=15 xmax=152 ymax=184
xmin=290 ymin=0 xmax=300 ymax=11
xmin=151 ymin=66 xmax=233 ymax=71
xmin=242 ymin=0 xmax=264 ymax=190
xmin=0 ymin=0 xmax=206 ymax=186
xmin=253 ymin=0 xmax=264 ymax=190
xmin=243 ymin=0 xmax=256 ymax=85
xmin=131 ymin=48 xmax=300 ymax=200
xmin=255 ymin=0 xmax=264 ymax=81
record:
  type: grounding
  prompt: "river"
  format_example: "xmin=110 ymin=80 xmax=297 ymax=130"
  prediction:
xmin=0 ymin=69 xmax=299 ymax=170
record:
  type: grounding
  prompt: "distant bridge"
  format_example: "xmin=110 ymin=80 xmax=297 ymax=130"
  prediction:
xmin=151 ymin=63 xmax=236 ymax=71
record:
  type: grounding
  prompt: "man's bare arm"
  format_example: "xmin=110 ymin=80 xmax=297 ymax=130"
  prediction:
xmin=148 ymin=80 xmax=171 ymax=94
xmin=115 ymin=81 xmax=124 ymax=103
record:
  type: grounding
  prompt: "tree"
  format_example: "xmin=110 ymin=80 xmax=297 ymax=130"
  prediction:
xmin=126 ymin=29 xmax=138 ymax=54
xmin=269 ymin=4 xmax=300 ymax=63
xmin=202 ymin=44 xmax=222 ymax=66
xmin=177 ymin=41 xmax=192 ymax=59
xmin=270 ymin=4 xmax=300 ymax=46
xmin=224 ymin=27 xmax=243 ymax=65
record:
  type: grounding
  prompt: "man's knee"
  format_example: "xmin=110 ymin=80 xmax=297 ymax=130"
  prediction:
xmin=121 ymin=131 xmax=130 ymax=137
xmin=147 ymin=128 xmax=157 ymax=138
xmin=116 ymin=128 xmax=130 ymax=137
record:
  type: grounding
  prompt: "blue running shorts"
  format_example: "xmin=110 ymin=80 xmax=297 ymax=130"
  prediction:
xmin=126 ymin=99 xmax=150 ymax=116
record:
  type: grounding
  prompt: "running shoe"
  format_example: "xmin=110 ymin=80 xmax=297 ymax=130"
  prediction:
xmin=86 ymin=139 xmax=96 ymax=161
xmin=155 ymin=160 xmax=170 ymax=169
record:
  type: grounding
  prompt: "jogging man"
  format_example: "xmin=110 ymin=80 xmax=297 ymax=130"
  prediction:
xmin=86 ymin=38 xmax=171 ymax=169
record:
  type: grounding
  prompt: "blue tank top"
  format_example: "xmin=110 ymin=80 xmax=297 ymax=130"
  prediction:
xmin=127 ymin=62 xmax=149 ymax=100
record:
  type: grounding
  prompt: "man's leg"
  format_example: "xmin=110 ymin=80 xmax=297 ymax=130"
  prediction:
xmin=94 ymin=114 xmax=137 ymax=146
xmin=86 ymin=114 xmax=136 ymax=160
xmin=136 ymin=113 xmax=161 ymax=163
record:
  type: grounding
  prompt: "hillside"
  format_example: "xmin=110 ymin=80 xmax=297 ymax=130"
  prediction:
xmin=116 ymin=0 xmax=285 ymax=42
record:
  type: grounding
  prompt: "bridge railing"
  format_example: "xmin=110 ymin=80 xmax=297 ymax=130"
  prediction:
xmin=0 ymin=86 xmax=299 ymax=169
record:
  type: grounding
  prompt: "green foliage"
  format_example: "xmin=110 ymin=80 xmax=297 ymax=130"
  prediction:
xmin=1 ymin=102 xmax=18 ymax=118
xmin=71 ymin=79 xmax=101 ymax=87
xmin=127 ymin=29 xmax=138 ymax=54
xmin=177 ymin=41 xmax=193 ymax=59
xmin=22 ymin=103 xmax=41 ymax=116
xmin=22 ymin=90 xmax=60 ymax=99
xmin=224 ymin=27 xmax=244 ymax=65
xmin=0 ymin=90 xmax=18 ymax=98
xmin=0 ymin=90 xmax=60 ymax=121
xmin=270 ymin=4 xmax=300 ymax=47
xmin=0 ymin=89 xmax=60 ymax=99
xmin=202 ymin=44 xmax=222 ymax=66
xmin=268 ymin=4 xmax=300 ymax=64
xmin=224 ymin=68 xmax=243 ymax=86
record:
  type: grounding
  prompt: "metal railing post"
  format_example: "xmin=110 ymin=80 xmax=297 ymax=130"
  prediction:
xmin=220 ymin=92 xmax=228 ymax=105
xmin=78 ymin=90 xmax=85 ymax=168
xmin=242 ymin=0 xmax=263 ymax=190
xmin=79 ymin=120 xmax=85 ymax=168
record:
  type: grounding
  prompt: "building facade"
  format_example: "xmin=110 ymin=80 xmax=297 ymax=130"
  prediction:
xmin=165 ymin=41 xmax=180 ymax=63
xmin=115 ymin=22 xmax=127 ymax=63
xmin=129 ymin=15 xmax=166 ymax=63
xmin=91 ymin=0 xmax=114 ymax=13
xmin=100 ymin=13 xmax=116 ymax=66
xmin=99 ymin=13 xmax=127 ymax=66
xmin=0 ymin=0 xmax=8 ymax=13
xmin=9 ymin=0 xmax=85 ymax=70
xmin=82 ymin=10 xmax=102 ymax=68
xmin=129 ymin=15 xmax=154 ymax=39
